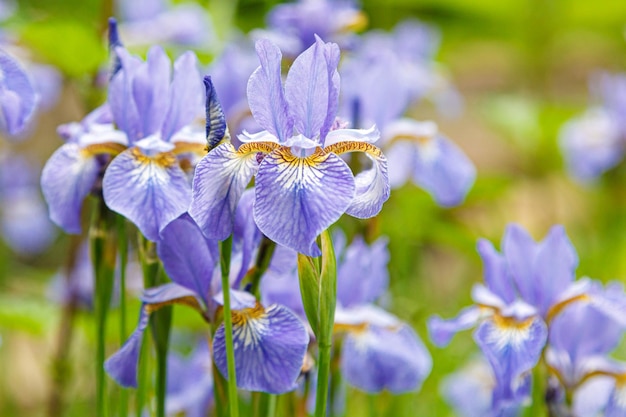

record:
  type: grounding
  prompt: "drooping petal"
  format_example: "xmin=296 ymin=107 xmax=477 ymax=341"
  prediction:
xmin=477 ymin=238 xmax=516 ymax=304
xmin=341 ymin=323 xmax=432 ymax=393
xmin=0 ymin=50 xmax=37 ymax=136
xmin=189 ymin=141 xmax=276 ymax=240
xmin=103 ymin=148 xmax=191 ymax=241
xmin=284 ymin=36 xmax=331 ymax=139
xmin=161 ymin=51 xmax=203 ymax=141
xmin=411 ymin=134 xmax=475 ymax=207
xmin=203 ymin=76 xmax=227 ymax=150
xmin=573 ymin=377 xmax=614 ymax=417
xmin=474 ymin=311 xmax=548 ymax=403
xmin=254 ymin=147 xmax=355 ymax=256
xmin=105 ymin=283 xmax=202 ymax=387
xmin=157 ymin=214 xmax=219 ymax=306
xmin=41 ymin=143 xmax=100 ymax=233
xmin=324 ymin=139 xmax=389 ymax=219
xmin=428 ymin=306 xmax=483 ymax=347
xmin=213 ymin=303 xmax=309 ymax=393
xmin=247 ymin=39 xmax=293 ymax=141
xmin=606 ymin=382 xmax=626 ymax=417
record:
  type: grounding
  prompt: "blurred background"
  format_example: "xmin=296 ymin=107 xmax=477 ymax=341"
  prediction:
xmin=1 ymin=0 xmax=625 ymax=415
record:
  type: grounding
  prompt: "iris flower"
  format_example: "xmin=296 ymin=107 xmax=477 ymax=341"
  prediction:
xmin=190 ymin=36 xmax=390 ymax=257
xmin=105 ymin=210 xmax=309 ymax=394
xmin=428 ymin=224 xmax=598 ymax=413
xmin=42 ymin=20 xmax=207 ymax=239
xmin=0 ymin=50 xmax=37 ymax=136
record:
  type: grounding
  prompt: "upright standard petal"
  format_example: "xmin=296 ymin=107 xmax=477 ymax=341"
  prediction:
xmin=189 ymin=142 xmax=275 ymax=240
xmin=247 ymin=39 xmax=293 ymax=141
xmin=213 ymin=303 xmax=309 ymax=393
xmin=502 ymin=224 xmax=539 ymax=305
xmin=0 ymin=50 xmax=37 ymax=136
xmin=284 ymin=36 xmax=332 ymax=139
xmin=477 ymin=239 xmax=516 ymax=304
xmin=534 ymin=225 xmax=578 ymax=315
xmin=158 ymin=214 xmax=219 ymax=306
xmin=161 ymin=52 xmax=203 ymax=141
xmin=103 ymin=148 xmax=191 ymax=241
xmin=341 ymin=323 xmax=432 ymax=393
xmin=41 ymin=143 xmax=100 ymax=233
xmin=254 ymin=147 xmax=355 ymax=256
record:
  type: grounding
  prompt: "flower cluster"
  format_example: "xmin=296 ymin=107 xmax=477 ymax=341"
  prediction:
xmin=429 ymin=224 xmax=626 ymax=415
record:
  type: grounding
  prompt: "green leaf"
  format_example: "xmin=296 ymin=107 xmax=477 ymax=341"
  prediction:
xmin=20 ymin=19 xmax=106 ymax=78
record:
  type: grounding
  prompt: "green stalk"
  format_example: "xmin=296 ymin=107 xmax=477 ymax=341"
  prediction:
xmin=266 ymin=394 xmax=277 ymax=417
xmin=246 ymin=237 xmax=276 ymax=297
xmin=90 ymin=198 xmax=118 ymax=417
xmin=138 ymin=236 xmax=172 ymax=417
xmin=315 ymin=342 xmax=332 ymax=417
xmin=220 ymin=236 xmax=239 ymax=417
xmin=116 ymin=216 xmax=128 ymax=417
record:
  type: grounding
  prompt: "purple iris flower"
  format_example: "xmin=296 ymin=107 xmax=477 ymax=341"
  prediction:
xmin=428 ymin=224 xmax=595 ymax=413
xmin=0 ymin=153 xmax=55 ymax=254
xmin=253 ymin=0 xmax=366 ymax=57
xmin=262 ymin=232 xmax=432 ymax=394
xmin=43 ymin=21 xmax=207 ymax=240
xmin=105 ymin=211 xmax=309 ymax=394
xmin=0 ymin=49 xmax=37 ymax=136
xmin=190 ymin=36 xmax=390 ymax=257
xmin=382 ymin=119 xmax=475 ymax=206
xmin=116 ymin=0 xmax=214 ymax=48
xmin=166 ymin=340 xmax=213 ymax=417
xmin=560 ymin=73 xmax=626 ymax=181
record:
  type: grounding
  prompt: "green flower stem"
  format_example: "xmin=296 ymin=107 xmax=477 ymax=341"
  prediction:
xmin=266 ymin=394 xmax=278 ymax=417
xmin=220 ymin=236 xmax=239 ymax=417
xmin=315 ymin=341 xmax=332 ymax=417
xmin=90 ymin=198 xmax=118 ymax=417
xmin=297 ymin=231 xmax=337 ymax=417
xmin=138 ymin=236 xmax=171 ymax=417
xmin=246 ymin=237 xmax=276 ymax=298
xmin=116 ymin=216 xmax=128 ymax=417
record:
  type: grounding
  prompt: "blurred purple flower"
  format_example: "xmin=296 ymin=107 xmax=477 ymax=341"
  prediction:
xmin=382 ymin=119 xmax=475 ymax=206
xmin=428 ymin=224 xmax=592 ymax=413
xmin=117 ymin=0 xmax=214 ymax=48
xmin=166 ymin=340 xmax=213 ymax=417
xmin=0 ymin=153 xmax=55 ymax=254
xmin=253 ymin=0 xmax=366 ymax=57
xmin=190 ymin=37 xmax=389 ymax=256
xmin=560 ymin=73 xmax=626 ymax=181
xmin=0 ymin=49 xmax=37 ymax=136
